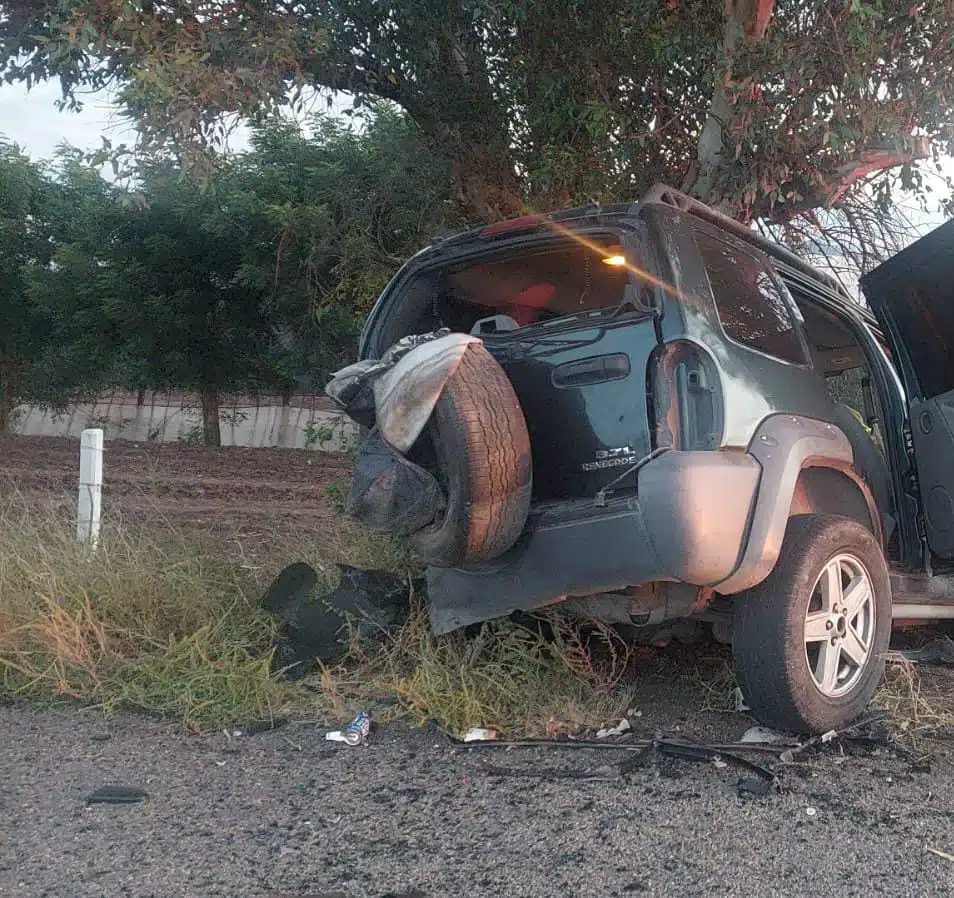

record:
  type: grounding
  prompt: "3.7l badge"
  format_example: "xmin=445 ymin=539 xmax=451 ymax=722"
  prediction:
xmin=581 ymin=446 xmax=640 ymax=472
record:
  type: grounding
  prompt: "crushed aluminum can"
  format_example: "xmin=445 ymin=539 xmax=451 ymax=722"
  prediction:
xmin=463 ymin=727 xmax=500 ymax=743
xmin=342 ymin=709 xmax=372 ymax=746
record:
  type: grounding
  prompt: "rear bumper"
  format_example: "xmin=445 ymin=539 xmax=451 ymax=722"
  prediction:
xmin=427 ymin=450 xmax=759 ymax=633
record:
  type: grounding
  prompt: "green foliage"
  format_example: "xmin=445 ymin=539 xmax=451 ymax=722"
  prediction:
xmin=0 ymin=142 xmax=57 ymax=430
xmin=0 ymin=109 xmax=456 ymax=436
xmin=3 ymin=0 xmax=951 ymax=246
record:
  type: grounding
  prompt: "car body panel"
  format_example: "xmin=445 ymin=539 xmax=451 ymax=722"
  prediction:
xmin=862 ymin=218 xmax=954 ymax=560
xmin=346 ymin=184 xmax=954 ymax=632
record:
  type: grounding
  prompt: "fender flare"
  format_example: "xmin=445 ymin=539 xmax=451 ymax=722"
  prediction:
xmin=715 ymin=413 xmax=879 ymax=595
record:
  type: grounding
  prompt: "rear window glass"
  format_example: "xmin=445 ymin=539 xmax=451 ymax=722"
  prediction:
xmin=437 ymin=239 xmax=631 ymax=332
xmin=695 ymin=230 xmax=806 ymax=365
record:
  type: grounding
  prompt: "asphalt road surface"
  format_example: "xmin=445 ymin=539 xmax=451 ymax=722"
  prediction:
xmin=4 ymin=703 xmax=954 ymax=898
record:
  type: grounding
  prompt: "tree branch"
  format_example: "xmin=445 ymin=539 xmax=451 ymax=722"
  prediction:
xmin=826 ymin=137 xmax=931 ymax=208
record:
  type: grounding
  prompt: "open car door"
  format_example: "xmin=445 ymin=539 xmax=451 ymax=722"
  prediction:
xmin=861 ymin=218 xmax=954 ymax=559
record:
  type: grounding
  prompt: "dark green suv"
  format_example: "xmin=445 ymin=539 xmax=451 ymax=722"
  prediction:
xmin=329 ymin=183 xmax=954 ymax=734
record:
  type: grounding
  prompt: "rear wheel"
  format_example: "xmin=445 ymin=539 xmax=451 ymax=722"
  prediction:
xmin=732 ymin=514 xmax=891 ymax=733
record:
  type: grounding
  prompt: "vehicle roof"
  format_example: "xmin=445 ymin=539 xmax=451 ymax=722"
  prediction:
xmin=429 ymin=184 xmax=858 ymax=308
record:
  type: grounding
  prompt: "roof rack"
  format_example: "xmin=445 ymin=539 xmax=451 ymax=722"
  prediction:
xmin=640 ymin=184 xmax=853 ymax=301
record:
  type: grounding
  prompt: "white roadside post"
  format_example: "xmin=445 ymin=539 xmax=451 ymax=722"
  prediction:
xmin=77 ymin=428 xmax=104 ymax=548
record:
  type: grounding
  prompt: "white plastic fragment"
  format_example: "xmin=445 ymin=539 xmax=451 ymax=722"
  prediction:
xmin=325 ymin=730 xmax=349 ymax=743
xmin=820 ymin=729 xmax=838 ymax=744
xmin=806 ymin=807 xmax=817 ymax=817
xmin=463 ymin=727 xmax=500 ymax=743
xmin=627 ymin=708 xmax=643 ymax=718
xmin=731 ymin=687 xmax=750 ymax=712
xmin=596 ymin=719 xmax=632 ymax=739
xmin=740 ymin=726 xmax=783 ymax=744
xmin=779 ymin=749 xmax=795 ymax=763
xmin=712 ymin=757 xmax=728 ymax=769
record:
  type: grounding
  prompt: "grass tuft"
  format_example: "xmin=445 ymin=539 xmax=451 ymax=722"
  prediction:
xmin=0 ymin=493 xmax=287 ymax=728
xmin=0 ymin=489 xmax=635 ymax=735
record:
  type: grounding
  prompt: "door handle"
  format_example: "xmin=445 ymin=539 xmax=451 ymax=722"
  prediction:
xmin=551 ymin=353 xmax=630 ymax=388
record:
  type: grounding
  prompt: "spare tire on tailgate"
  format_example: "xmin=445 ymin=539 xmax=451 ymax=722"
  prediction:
xmin=406 ymin=342 xmax=532 ymax=567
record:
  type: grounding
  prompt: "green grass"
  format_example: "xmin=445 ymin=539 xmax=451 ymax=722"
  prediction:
xmin=0 ymin=490 xmax=635 ymax=735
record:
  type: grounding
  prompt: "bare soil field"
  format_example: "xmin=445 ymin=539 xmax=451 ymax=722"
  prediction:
xmin=0 ymin=435 xmax=352 ymax=533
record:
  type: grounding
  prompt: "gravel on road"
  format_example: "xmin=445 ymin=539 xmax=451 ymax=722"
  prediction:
xmin=3 ymin=705 xmax=954 ymax=898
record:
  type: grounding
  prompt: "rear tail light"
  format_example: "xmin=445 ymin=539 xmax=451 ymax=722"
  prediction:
xmin=647 ymin=340 xmax=723 ymax=451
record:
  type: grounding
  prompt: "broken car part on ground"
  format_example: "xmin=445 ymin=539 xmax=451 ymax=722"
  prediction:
xmin=323 ymin=181 xmax=954 ymax=736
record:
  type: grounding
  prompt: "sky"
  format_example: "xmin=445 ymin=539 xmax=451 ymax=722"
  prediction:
xmin=0 ymin=79 xmax=252 ymax=161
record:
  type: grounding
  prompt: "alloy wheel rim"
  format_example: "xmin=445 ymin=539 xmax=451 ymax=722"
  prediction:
xmin=803 ymin=553 xmax=876 ymax=698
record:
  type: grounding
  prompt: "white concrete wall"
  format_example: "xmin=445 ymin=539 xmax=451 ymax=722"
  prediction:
xmin=13 ymin=401 xmax=357 ymax=451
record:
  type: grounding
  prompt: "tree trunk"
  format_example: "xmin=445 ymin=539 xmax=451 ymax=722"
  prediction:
xmin=199 ymin=388 xmax=221 ymax=447
xmin=687 ymin=0 xmax=775 ymax=210
xmin=137 ymin=386 xmax=147 ymax=406
xmin=0 ymin=359 xmax=10 ymax=435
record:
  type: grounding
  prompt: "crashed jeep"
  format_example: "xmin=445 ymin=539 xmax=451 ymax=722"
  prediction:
xmin=328 ymin=183 xmax=954 ymax=734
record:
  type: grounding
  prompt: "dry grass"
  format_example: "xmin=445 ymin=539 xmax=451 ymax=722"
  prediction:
xmin=0 ymin=490 xmax=635 ymax=736
xmin=875 ymin=657 xmax=954 ymax=733
xmin=0 ymin=493 xmax=287 ymax=728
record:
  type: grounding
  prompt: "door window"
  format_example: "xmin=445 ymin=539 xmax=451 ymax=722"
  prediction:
xmin=695 ymin=229 xmax=806 ymax=365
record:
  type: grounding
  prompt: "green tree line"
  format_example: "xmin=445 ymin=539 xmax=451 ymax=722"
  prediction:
xmin=3 ymin=0 xmax=952 ymax=261
xmin=0 ymin=110 xmax=460 ymax=444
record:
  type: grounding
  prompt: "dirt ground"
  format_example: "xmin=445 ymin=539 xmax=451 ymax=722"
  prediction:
xmin=0 ymin=435 xmax=352 ymax=533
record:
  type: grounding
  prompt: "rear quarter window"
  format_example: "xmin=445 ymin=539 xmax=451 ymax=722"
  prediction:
xmin=695 ymin=229 xmax=806 ymax=366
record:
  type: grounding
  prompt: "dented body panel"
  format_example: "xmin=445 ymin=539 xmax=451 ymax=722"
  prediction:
xmin=346 ymin=183 xmax=954 ymax=633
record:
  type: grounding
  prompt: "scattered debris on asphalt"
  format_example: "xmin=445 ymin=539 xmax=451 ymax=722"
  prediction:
xmin=86 ymin=785 xmax=148 ymax=805
xmin=777 ymin=713 xmax=892 ymax=764
xmin=326 ymin=710 xmax=373 ymax=746
xmin=652 ymin=739 xmax=777 ymax=782
xmin=927 ymin=846 xmax=954 ymax=863
xmin=805 ymin=807 xmax=817 ymax=817
xmin=596 ymin=719 xmax=631 ymax=739
xmin=262 ymin=563 xmax=417 ymax=674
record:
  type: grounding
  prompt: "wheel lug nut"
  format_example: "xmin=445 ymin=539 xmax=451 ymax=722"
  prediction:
xmin=831 ymin=637 xmax=837 ymax=645
xmin=826 ymin=621 xmax=833 ymax=630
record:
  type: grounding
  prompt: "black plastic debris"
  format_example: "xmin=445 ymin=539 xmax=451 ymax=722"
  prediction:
xmin=346 ymin=427 xmax=446 ymax=536
xmin=263 ymin=563 xmax=418 ymax=676
xmin=737 ymin=776 xmax=774 ymax=798
xmin=86 ymin=785 xmax=148 ymax=805
xmin=262 ymin=562 xmax=319 ymax=617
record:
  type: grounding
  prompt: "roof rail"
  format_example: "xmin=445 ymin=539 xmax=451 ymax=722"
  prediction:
xmin=640 ymin=184 xmax=853 ymax=300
